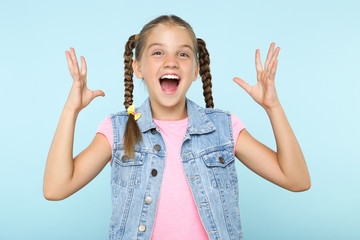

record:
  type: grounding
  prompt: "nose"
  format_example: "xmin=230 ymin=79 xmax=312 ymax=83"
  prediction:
xmin=163 ymin=54 xmax=179 ymax=68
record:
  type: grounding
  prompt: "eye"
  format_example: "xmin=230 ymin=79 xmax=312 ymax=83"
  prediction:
xmin=152 ymin=51 xmax=163 ymax=56
xmin=179 ymin=52 xmax=189 ymax=57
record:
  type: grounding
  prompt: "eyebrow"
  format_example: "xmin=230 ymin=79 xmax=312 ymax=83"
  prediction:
xmin=147 ymin=43 xmax=194 ymax=51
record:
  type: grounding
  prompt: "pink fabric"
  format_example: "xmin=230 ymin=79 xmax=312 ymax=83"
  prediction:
xmin=97 ymin=116 xmax=113 ymax=146
xmin=96 ymin=114 xmax=245 ymax=239
xmin=151 ymin=118 xmax=208 ymax=239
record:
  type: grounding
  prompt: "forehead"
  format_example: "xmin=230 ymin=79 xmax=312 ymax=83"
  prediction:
xmin=145 ymin=24 xmax=195 ymax=50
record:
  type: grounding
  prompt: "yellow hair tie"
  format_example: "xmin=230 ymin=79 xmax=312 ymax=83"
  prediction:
xmin=127 ymin=104 xmax=141 ymax=121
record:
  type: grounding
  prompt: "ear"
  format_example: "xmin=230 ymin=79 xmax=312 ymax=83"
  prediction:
xmin=132 ymin=59 xmax=143 ymax=79
xmin=193 ymin=62 xmax=200 ymax=82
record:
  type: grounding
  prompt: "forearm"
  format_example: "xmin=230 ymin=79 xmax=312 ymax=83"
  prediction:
xmin=266 ymin=105 xmax=311 ymax=191
xmin=43 ymin=106 xmax=79 ymax=199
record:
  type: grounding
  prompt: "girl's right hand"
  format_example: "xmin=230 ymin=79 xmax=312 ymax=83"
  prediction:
xmin=64 ymin=47 xmax=105 ymax=113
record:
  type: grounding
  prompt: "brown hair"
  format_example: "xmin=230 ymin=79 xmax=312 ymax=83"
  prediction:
xmin=123 ymin=15 xmax=214 ymax=158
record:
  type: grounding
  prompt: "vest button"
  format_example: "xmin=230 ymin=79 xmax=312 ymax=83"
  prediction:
xmin=219 ymin=156 xmax=225 ymax=164
xmin=145 ymin=196 xmax=152 ymax=204
xmin=154 ymin=144 xmax=161 ymax=151
xmin=151 ymin=169 xmax=158 ymax=176
xmin=122 ymin=155 xmax=129 ymax=162
xmin=151 ymin=129 xmax=157 ymax=134
xmin=138 ymin=224 xmax=146 ymax=232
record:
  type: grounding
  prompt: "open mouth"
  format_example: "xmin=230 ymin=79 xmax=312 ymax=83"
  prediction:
xmin=159 ymin=74 xmax=180 ymax=94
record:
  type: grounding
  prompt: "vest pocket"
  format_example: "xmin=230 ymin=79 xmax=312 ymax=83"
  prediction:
xmin=112 ymin=149 xmax=145 ymax=188
xmin=201 ymin=148 xmax=238 ymax=188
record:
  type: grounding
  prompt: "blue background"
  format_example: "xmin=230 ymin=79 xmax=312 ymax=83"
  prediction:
xmin=1 ymin=0 xmax=359 ymax=239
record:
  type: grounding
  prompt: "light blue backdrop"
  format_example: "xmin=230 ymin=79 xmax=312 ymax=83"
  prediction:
xmin=1 ymin=0 xmax=359 ymax=239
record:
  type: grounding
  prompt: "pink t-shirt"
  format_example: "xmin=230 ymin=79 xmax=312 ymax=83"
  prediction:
xmin=97 ymin=114 xmax=245 ymax=239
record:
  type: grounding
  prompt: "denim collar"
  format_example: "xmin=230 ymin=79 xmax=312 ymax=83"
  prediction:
xmin=136 ymin=98 xmax=216 ymax=135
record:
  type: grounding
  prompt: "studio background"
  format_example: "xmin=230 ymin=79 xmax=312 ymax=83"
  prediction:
xmin=0 ymin=0 xmax=359 ymax=239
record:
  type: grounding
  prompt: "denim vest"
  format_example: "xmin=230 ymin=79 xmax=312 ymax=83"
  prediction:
xmin=109 ymin=98 xmax=243 ymax=240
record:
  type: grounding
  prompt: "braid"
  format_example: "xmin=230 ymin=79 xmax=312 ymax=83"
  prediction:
xmin=124 ymin=34 xmax=137 ymax=109
xmin=123 ymin=34 xmax=142 ymax=159
xmin=197 ymin=38 xmax=214 ymax=108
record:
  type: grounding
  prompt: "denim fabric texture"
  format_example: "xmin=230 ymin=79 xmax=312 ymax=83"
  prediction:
xmin=109 ymin=98 xmax=243 ymax=240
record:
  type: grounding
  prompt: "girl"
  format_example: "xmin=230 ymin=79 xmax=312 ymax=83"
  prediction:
xmin=43 ymin=15 xmax=310 ymax=239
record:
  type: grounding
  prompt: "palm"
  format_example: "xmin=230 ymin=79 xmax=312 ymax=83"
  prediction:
xmin=71 ymin=74 xmax=96 ymax=108
xmin=234 ymin=42 xmax=280 ymax=110
xmin=65 ymin=48 xmax=104 ymax=112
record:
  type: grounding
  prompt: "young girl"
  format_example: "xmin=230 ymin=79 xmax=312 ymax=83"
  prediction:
xmin=44 ymin=15 xmax=310 ymax=239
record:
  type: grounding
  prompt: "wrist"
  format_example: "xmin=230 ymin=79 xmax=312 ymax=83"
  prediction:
xmin=63 ymin=103 xmax=81 ymax=117
xmin=264 ymin=103 xmax=283 ymax=116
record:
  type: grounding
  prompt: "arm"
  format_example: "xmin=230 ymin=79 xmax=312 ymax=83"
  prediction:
xmin=43 ymin=48 xmax=111 ymax=201
xmin=233 ymin=43 xmax=311 ymax=192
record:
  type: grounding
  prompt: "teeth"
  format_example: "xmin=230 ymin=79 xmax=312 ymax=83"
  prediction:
xmin=160 ymin=74 xmax=180 ymax=80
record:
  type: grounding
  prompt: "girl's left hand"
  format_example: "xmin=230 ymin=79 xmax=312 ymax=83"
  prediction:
xmin=234 ymin=42 xmax=281 ymax=111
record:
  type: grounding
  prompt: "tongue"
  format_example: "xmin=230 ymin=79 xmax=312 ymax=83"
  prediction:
xmin=161 ymin=79 xmax=178 ymax=91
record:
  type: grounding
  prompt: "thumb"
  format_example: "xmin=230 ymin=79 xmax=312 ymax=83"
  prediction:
xmin=93 ymin=90 xmax=105 ymax=98
xmin=233 ymin=77 xmax=251 ymax=95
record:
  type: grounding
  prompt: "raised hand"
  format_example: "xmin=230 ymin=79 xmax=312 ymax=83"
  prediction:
xmin=64 ymin=48 xmax=105 ymax=113
xmin=234 ymin=42 xmax=281 ymax=111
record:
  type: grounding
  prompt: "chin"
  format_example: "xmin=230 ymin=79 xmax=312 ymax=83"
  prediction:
xmin=151 ymin=94 xmax=186 ymax=109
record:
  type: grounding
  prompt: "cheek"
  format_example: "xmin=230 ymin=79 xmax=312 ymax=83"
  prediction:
xmin=142 ymin=60 xmax=160 ymax=75
xmin=186 ymin=60 xmax=197 ymax=73
xmin=192 ymin=62 xmax=199 ymax=78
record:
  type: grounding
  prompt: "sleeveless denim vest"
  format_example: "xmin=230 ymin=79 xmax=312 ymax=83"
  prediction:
xmin=109 ymin=98 xmax=243 ymax=239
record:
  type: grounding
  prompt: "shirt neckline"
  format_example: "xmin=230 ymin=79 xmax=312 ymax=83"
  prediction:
xmin=153 ymin=117 xmax=188 ymax=124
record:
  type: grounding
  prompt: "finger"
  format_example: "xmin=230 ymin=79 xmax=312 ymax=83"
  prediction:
xmin=264 ymin=42 xmax=275 ymax=70
xmin=255 ymin=49 xmax=263 ymax=73
xmin=93 ymin=90 xmax=105 ymax=98
xmin=70 ymin=47 xmax=80 ymax=74
xmin=268 ymin=47 xmax=280 ymax=72
xmin=65 ymin=50 xmax=74 ymax=72
xmin=80 ymin=56 xmax=87 ymax=76
xmin=80 ymin=56 xmax=87 ymax=85
xmin=269 ymin=59 xmax=278 ymax=81
xmin=233 ymin=77 xmax=252 ymax=95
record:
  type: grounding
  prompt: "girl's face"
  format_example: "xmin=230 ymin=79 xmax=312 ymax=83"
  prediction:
xmin=133 ymin=24 xmax=199 ymax=119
